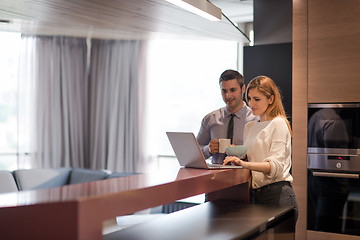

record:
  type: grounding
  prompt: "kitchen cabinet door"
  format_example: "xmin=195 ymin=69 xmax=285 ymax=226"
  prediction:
xmin=308 ymin=0 xmax=360 ymax=103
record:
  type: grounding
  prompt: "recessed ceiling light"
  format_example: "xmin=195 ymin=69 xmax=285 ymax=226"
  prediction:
xmin=165 ymin=0 xmax=222 ymax=21
xmin=0 ymin=19 xmax=11 ymax=24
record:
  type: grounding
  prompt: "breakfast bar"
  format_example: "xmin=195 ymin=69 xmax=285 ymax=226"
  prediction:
xmin=0 ymin=167 xmax=251 ymax=240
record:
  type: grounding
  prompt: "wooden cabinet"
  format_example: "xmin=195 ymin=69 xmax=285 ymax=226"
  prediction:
xmin=308 ymin=0 xmax=360 ymax=103
xmin=294 ymin=0 xmax=360 ymax=239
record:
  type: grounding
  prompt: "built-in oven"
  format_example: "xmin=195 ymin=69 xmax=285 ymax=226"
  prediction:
xmin=307 ymin=103 xmax=360 ymax=236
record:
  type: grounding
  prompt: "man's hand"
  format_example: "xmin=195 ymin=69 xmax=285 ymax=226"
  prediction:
xmin=209 ymin=138 xmax=219 ymax=154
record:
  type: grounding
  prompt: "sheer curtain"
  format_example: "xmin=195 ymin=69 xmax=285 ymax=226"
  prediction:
xmin=19 ymin=36 xmax=88 ymax=168
xmin=18 ymin=36 xmax=36 ymax=169
xmin=88 ymin=39 xmax=146 ymax=172
xmin=19 ymin=36 xmax=146 ymax=171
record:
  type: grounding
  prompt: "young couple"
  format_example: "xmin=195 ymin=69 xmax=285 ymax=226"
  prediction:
xmin=197 ymin=70 xmax=298 ymax=221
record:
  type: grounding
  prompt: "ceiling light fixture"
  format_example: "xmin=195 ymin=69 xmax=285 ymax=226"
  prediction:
xmin=0 ymin=19 xmax=11 ymax=24
xmin=165 ymin=0 xmax=222 ymax=21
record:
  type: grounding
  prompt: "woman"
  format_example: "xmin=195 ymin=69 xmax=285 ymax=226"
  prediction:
xmin=223 ymin=76 xmax=298 ymax=221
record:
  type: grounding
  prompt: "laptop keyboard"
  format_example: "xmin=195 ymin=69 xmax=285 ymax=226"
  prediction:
xmin=207 ymin=163 xmax=243 ymax=169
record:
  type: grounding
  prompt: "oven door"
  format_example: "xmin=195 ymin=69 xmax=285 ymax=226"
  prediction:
xmin=307 ymin=169 xmax=360 ymax=235
xmin=308 ymin=103 xmax=360 ymax=151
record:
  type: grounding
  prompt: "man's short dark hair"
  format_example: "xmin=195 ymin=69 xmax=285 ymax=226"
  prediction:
xmin=219 ymin=69 xmax=244 ymax=87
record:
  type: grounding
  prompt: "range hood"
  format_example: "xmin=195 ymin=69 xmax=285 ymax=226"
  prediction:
xmin=0 ymin=0 xmax=249 ymax=42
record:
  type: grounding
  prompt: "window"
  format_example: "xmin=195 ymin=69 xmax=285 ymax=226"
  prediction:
xmin=0 ymin=33 xmax=240 ymax=171
xmin=0 ymin=32 xmax=21 ymax=170
xmin=145 ymin=38 xmax=238 ymax=167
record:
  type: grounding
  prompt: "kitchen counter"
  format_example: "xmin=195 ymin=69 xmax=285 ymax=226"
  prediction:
xmin=0 ymin=167 xmax=250 ymax=240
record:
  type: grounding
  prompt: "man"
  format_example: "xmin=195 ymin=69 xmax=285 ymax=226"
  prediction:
xmin=196 ymin=69 xmax=258 ymax=164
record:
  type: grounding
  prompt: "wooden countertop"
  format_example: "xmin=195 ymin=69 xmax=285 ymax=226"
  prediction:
xmin=104 ymin=200 xmax=296 ymax=240
xmin=0 ymin=167 xmax=250 ymax=240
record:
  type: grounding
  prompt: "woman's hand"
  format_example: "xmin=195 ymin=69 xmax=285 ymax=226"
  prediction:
xmin=223 ymin=156 xmax=244 ymax=166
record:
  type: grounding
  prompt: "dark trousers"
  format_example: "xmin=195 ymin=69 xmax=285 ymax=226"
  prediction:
xmin=252 ymin=181 xmax=299 ymax=223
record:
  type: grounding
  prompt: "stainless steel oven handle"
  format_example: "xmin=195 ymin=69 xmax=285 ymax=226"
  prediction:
xmin=312 ymin=172 xmax=359 ymax=179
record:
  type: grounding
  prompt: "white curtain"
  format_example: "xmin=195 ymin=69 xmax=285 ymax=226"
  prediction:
xmin=18 ymin=37 xmax=36 ymax=169
xmin=19 ymin=36 xmax=88 ymax=168
xmin=88 ymin=39 xmax=147 ymax=172
xmin=18 ymin=36 xmax=146 ymax=172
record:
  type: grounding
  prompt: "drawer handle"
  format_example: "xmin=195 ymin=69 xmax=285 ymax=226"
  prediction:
xmin=312 ymin=172 xmax=359 ymax=179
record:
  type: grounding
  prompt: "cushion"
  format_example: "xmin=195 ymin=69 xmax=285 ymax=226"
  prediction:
xmin=107 ymin=172 xmax=141 ymax=178
xmin=0 ymin=171 xmax=19 ymax=193
xmin=13 ymin=168 xmax=71 ymax=190
xmin=68 ymin=168 xmax=109 ymax=184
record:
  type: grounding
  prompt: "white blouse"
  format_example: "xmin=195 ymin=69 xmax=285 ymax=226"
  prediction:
xmin=244 ymin=117 xmax=293 ymax=189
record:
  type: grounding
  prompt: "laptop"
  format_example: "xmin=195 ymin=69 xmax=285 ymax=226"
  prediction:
xmin=166 ymin=132 xmax=243 ymax=169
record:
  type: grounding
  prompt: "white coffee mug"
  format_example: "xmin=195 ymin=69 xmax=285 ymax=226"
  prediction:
xmin=219 ymin=138 xmax=231 ymax=153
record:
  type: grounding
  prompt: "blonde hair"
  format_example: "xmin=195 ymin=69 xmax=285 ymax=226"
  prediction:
xmin=245 ymin=76 xmax=292 ymax=135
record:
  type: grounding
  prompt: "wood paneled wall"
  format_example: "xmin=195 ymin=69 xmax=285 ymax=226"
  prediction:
xmin=292 ymin=0 xmax=308 ymax=239
xmin=293 ymin=0 xmax=360 ymax=239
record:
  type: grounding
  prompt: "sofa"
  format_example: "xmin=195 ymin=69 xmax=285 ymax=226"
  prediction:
xmin=0 ymin=168 xmax=140 ymax=194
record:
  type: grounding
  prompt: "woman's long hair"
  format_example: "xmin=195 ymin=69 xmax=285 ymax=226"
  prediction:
xmin=245 ymin=76 xmax=292 ymax=135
